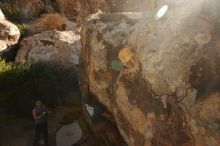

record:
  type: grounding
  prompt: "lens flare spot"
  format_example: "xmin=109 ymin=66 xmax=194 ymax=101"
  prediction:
xmin=155 ymin=5 xmax=169 ymax=20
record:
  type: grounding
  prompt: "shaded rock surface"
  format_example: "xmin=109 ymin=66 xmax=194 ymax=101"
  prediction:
xmin=80 ymin=1 xmax=220 ymax=146
xmin=0 ymin=9 xmax=20 ymax=60
xmin=11 ymin=0 xmax=53 ymax=19
xmin=56 ymin=0 xmax=91 ymax=22
xmin=16 ymin=0 xmax=48 ymax=18
xmin=16 ymin=30 xmax=81 ymax=67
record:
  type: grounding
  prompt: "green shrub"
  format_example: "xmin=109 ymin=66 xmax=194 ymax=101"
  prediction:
xmin=0 ymin=1 xmax=21 ymax=22
xmin=17 ymin=23 xmax=29 ymax=36
xmin=0 ymin=61 xmax=81 ymax=118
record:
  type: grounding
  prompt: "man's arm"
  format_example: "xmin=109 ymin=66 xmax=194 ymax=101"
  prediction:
xmin=32 ymin=108 xmax=37 ymax=120
xmin=32 ymin=108 xmax=46 ymax=120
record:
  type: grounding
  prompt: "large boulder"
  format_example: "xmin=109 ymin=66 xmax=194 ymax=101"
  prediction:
xmin=80 ymin=1 xmax=220 ymax=146
xmin=0 ymin=9 xmax=20 ymax=59
xmin=16 ymin=30 xmax=81 ymax=67
xmin=28 ymin=13 xmax=77 ymax=35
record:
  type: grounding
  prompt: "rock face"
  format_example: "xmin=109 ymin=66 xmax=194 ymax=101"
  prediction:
xmin=28 ymin=13 xmax=77 ymax=35
xmin=16 ymin=30 xmax=81 ymax=67
xmin=56 ymin=0 xmax=91 ymax=22
xmin=80 ymin=1 xmax=220 ymax=146
xmin=17 ymin=0 xmax=44 ymax=18
xmin=56 ymin=0 xmax=164 ymax=23
xmin=0 ymin=9 xmax=20 ymax=59
xmin=1 ymin=0 xmax=165 ymax=22
xmin=16 ymin=0 xmax=53 ymax=18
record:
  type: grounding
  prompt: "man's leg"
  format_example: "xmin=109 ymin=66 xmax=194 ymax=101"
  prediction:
xmin=42 ymin=123 xmax=49 ymax=146
xmin=33 ymin=124 xmax=41 ymax=146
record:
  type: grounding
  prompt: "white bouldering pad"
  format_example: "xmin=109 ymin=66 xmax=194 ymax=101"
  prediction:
xmin=56 ymin=122 xmax=82 ymax=146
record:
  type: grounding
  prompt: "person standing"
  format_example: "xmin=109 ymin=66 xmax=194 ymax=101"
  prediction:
xmin=32 ymin=100 xmax=49 ymax=146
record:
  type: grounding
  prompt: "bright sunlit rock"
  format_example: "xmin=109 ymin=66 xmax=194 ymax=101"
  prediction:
xmin=155 ymin=5 xmax=169 ymax=20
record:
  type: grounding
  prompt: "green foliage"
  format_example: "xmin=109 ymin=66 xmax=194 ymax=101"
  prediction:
xmin=0 ymin=1 xmax=21 ymax=22
xmin=0 ymin=61 xmax=80 ymax=118
xmin=17 ymin=23 xmax=29 ymax=36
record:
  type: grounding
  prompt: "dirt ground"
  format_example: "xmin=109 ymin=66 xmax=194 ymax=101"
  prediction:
xmin=0 ymin=106 xmax=83 ymax=146
xmin=0 ymin=105 xmax=126 ymax=146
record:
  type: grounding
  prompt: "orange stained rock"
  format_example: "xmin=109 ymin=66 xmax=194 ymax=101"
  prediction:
xmin=118 ymin=48 xmax=133 ymax=64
